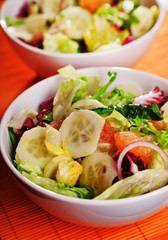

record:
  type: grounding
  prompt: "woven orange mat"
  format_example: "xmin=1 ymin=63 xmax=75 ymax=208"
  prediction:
xmin=1 ymin=1 xmax=168 ymax=239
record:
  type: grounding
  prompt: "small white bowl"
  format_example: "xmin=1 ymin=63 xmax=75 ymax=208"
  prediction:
xmin=1 ymin=67 xmax=168 ymax=227
xmin=0 ymin=0 xmax=165 ymax=78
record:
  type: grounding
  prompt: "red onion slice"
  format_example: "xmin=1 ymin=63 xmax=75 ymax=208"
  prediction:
xmin=117 ymin=141 xmax=168 ymax=180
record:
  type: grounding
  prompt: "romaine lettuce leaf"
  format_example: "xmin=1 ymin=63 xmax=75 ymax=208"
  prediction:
xmin=94 ymin=169 xmax=168 ymax=200
xmin=53 ymin=79 xmax=88 ymax=120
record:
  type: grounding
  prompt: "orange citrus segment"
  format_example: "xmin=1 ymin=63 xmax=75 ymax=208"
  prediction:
xmin=114 ymin=131 xmax=151 ymax=166
xmin=99 ymin=120 xmax=115 ymax=146
xmin=79 ymin=0 xmax=109 ymax=13
xmin=150 ymin=119 xmax=166 ymax=131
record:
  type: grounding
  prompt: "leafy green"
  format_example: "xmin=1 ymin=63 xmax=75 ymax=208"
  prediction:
xmin=8 ymin=127 xmax=19 ymax=150
xmin=41 ymin=112 xmax=53 ymax=122
xmin=14 ymin=160 xmax=35 ymax=175
xmin=97 ymin=5 xmax=115 ymax=17
xmin=53 ymin=78 xmax=88 ymax=120
xmin=92 ymin=103 xmax=163 ymax=120
xmin=83 ymin=14 xmax=129 ymax=52
xmin=23 ymin=172 xmax=94 ymax=199
xmin=105 ymin=109 xmax=131 ymax=131
xmin=121 ymin=13 xmax=139 ymax=30
xmin=148 ymin=151 xmax=165 ymax=170
xmin=5 ymin=16 xmax=25 ymax=26
xmin=43 ymin=32 xmax=79 ymax=53
xmin=91 ymin=71 xmax=117 ymax=100
xmin=102 ymin=87 xmax=135 ymax=106
xmin=129 ymin=116 xmax=153 ymax=134
xmin=155 ymin=129 xmax=168 ymax=151
xmin=94 ymin=169 xmax=168 ymax=200
xmin=15 ymin=154 xmax=42 ymax=175
xmin=72 ymin=79 xmax=88 ymax=103
xmin=97 ymin=1 xmax=139 ymax=30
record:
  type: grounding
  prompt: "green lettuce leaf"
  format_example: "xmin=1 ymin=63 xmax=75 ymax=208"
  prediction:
xmin=91 ymin=71 xmax=117 ymax=101
xmin=23 ymin=172 xmax=94 ymax=199
xmin=8 ymin=127 xmax=19 ymax=150
xmin=155 ymin=129 xmax=168 ymax=153
xmin=102 ymin=87 xmax=135 ymax=106
xmin=83 ymin=14 xmax=129 ymax=52
xmin=15 ymin=154 xmax=42 ymax=175
xmin=5 ymin=16 xmax=25 ymax=26
xmin=105 ymin=109 xmax=131 ymax=130
xmin=43 ymin=32 xmax=79 ymax=53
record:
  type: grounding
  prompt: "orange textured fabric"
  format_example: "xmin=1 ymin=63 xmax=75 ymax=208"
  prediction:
xmin=1 ymin=0 xmax=168 ymax=239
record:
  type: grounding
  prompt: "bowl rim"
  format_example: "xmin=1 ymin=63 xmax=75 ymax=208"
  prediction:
xmin=0 ymin=0 xmax=165 ymax=58
xmin=1 ymin=66 xmax=168 ymax=206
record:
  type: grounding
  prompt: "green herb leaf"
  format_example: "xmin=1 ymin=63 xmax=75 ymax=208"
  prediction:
xmin=5 ymin=16 xmax=25 ymax=26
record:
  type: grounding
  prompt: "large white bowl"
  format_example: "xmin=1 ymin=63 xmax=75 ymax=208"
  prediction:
xmin=1 ymin=67 xmax=168 ymax=227
xmin=0 ymin=0 xmax=165 ymax=78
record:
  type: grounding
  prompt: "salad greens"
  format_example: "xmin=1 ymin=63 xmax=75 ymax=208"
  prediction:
xmin=8 ymin=65 xmax=168 ymax=200
xmin=5 ymin=0 xmax=159 ymax=53
xmin=92 ymin=103 xmax=163 ymax=120
xmin=94 ymin=169 xmax=168 ymax=200
xmin=23 ymin=172 xmax=94 ymax=199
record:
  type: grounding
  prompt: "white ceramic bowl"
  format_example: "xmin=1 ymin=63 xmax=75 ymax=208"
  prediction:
xmin=1 ymin=66 xmax=168 ymax=227
xmin=0 ymin=0 xmax=165 ymax=78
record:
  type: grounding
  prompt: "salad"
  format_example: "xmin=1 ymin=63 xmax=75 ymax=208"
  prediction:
xmin=8 ymin=65 xmax=168 ymax=200
xmin=5 ymin=0 xmax=159 ymax=53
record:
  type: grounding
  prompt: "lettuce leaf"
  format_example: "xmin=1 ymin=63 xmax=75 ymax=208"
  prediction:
xmin=102 ymin=87 xmax=135 ymax=106
xmin=53 ymin=78 xmax=88 ymax=120
xmin=91 ymin=71 xmax=117 ymax=100
xmin=14 ymin=155 xmax=42 ymax=175
xmin=105 ymin=109 xmax=131 ymax=131
xmin=94 ymin=169 xmax=168 ymax=200
xmin=155 ymin=129 xmax=168 ymax=153
xmin=148 ymin=150 xmax=165 ymax=170
xmin=8 ymin=127 xmax=19 ymax=150
xmin=23 ymin=172 xmax=94 ymax=199
xmin=83 ymin=14 xmax=129 ymax=52
xmin=5 ymin=16 xmax=25 ymax=26
xmin=43 ymin=32 xmax=79 ymax=53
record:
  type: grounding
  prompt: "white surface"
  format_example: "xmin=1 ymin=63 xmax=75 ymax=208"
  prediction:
xmin=0 ymin=0 xmax=165 ymax=78
xmin=159 ymin=0 xmax=168 ymax=10
xmin=0 ymin=67 xmax=168 ymax=227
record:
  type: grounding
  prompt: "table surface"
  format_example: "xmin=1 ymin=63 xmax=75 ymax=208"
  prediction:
xmin=1 ymin=1 xmax=168 ymax=239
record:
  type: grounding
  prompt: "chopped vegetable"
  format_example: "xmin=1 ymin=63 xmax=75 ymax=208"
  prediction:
xmin=8 ymin=66 xmax=168 ymax=200
xmin=5 ymin=0 xmax=159 ymax=52
xmin=114 ymin=131 xmax=151 ymax=167
xmin=94 ymin=169 xmax=168 ymax=200
xmin=79 ymin=0 xmax=109 ymax=13
xmin=133 ymin=86 xmax=164 ymax=106
xmin=116 ymin=141 xmax=168 ymax=180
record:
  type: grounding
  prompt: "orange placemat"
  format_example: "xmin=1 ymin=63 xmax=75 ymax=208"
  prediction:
xmin=1 ymin=1 xmax=168 ymax=239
